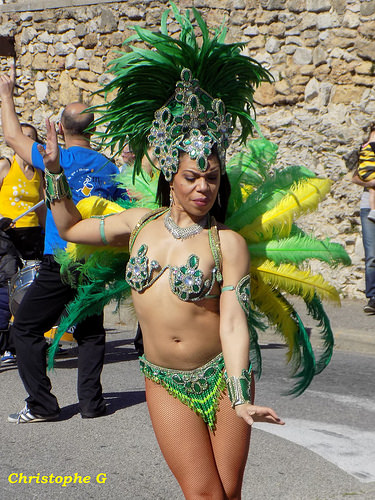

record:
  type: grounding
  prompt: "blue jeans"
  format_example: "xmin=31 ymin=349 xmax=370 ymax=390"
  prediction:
xmin=360 ymin=208 xmax=375 ymax=298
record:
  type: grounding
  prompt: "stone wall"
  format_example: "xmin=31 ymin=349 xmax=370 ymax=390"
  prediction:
xmin=0 ymin=0 xmax=374 ymax=299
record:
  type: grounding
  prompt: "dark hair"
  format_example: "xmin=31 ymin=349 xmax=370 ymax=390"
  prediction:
xmin=20 ymin=123 xmax=40 ymax=143
xmin=156 ymin=168 xmax=231 ymax=223
xmin=61 ymin=107 xmax=94 ymax=136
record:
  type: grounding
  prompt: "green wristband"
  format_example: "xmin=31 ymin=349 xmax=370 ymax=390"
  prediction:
xmin=45 ymin=168 xmax=72 ymax=208
xmin=225 ymin=366 xmax=252 ymax=408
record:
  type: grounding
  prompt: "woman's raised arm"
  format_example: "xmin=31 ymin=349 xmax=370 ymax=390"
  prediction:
xmin=40 ymin=118 xmax=144 ymax=247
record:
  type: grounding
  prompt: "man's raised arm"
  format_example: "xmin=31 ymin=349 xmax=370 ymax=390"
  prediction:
xmin=0 ymin=66 xmax=34 ymax=165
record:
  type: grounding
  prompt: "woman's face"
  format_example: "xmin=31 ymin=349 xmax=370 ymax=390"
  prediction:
xmin=171 ymin=153 xmax=221 ymax=217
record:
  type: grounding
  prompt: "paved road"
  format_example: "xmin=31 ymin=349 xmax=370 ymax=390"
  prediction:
xmin=0 ymin=299 xmax=374 ymax=499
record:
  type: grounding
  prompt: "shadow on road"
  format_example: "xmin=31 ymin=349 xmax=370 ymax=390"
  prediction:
xmin=57 ymin=390 xmax=146 ymax=421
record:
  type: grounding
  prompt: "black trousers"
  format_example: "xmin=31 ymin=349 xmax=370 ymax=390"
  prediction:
xmin=11 ymin=255 xmax=106 ymax=417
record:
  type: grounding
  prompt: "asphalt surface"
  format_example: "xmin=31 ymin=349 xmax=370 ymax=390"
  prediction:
xmin=0 ymin=298 xmax=374 ymax=500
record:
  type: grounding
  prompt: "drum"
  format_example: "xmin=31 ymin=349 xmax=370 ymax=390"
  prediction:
xmin=44 ymin=325 xmax=77 ymax=347
xmin=8 ymin=260 xmax=40 ymax=316
xmin=8 ymin=261 xmax=77 ymax=347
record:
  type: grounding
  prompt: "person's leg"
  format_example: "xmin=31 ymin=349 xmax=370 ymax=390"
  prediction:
xmin=0 ymin=286 xmax=11 ymax=354
xmin=209 ymin=383 xmax=254 ymax=499
xmin=12 ymin=256 xmax=74 ymax=416
xmin=368 ymin=189 xmax=375 ymax=222
xmin=74 ymin=312 xmax=106 ymax=417
xmin=145 ymin=378 xmax=227 ymax=500
xmin=360 ymin=208 xmax=375 ymax=307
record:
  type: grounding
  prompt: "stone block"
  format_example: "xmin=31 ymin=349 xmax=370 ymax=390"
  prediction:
xmin=58 ymin=71 xmax=80 ymax=106
xmin=89 ymin=57 xmax=105 ymax=74
xmin=306 ymin=0 xmax=331 ymax=12
xmin=275 ymin=79 xmax=292 ymax=95
xmin=355 ymin=61 xmax=374 ymax=75
xmin=293 ymin=47 xmax=313 ymax=65
xmin=20 ymin=27 xmax=37 ymax=44
xmin=65 ymin=53 xmax=76 ymax=70
xmin=243 ymin=25 xmax=259 ymax=36
xmin=304 ymin=77 xmax=319 ymax=102
xmin=313 ymin=46 xmax=327 ymax=66
xmin=287 ymin=0 xmax=306 ymax=13
xmin=360 ymin=0 xmax=375 ymax=17
xmin=253 ymin=82 xmax=276 ymax=105
xmin=331 ymin=85 xmax=365 ymax=105
xmin=352 ymin=75 xmax=375 ymax=87
xmin=32 ymin=53 xmax=50 ymax=71
xmin=268 ymin=22 xmax=286 ymax=37
xmin=342 ymin=11 xmax=360 ymax=29
xmin=35 ymin=81 xmax=48 ymax=102
xmin=358 ymin=21 xmax=375 ymax=39
xmin=265 ymin=37 xmax=280 ymax=54
xmin=75 ymin=24 xmax=88 ymax=38
xmin=83 ymin=33 xmax=98 ymax=49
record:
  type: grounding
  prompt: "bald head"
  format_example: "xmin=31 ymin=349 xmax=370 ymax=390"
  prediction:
xmin=61 ymin=102 xmax=94 ymax=137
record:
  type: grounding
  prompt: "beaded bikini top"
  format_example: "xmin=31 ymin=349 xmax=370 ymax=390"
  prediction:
xmin=125 ymin=208 xmax=223 ymax=302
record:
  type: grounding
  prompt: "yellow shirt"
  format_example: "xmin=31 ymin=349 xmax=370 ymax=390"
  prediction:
xmin=0 ymin=156 xmax=42 ymax=227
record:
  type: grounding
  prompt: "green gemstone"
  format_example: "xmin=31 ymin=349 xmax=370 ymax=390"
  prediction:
xmin=198 ymin=156 xmax=206 ymax=170
xmin=193 ymin=382 xmax=202 ymax=393
xmin=189 ymin=255 xmax=198 ymax=268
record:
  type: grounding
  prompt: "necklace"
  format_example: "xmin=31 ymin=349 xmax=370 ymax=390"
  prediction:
xmin=164 ymin=210 xmax=208 ymax=240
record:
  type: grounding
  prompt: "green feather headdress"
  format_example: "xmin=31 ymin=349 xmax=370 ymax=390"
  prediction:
xmin=90 ymin=2 xmax=272 ymax=179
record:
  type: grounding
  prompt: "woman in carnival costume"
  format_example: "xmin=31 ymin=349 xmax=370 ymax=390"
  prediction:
xmin=42 ymin=5 xmax=349 ymax=498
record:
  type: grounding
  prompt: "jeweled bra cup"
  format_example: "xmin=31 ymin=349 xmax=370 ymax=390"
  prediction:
xmin=125 ymin=244 xmax=219 ymax=301
xmin=125 ymin=209 xmax=223 ymax=302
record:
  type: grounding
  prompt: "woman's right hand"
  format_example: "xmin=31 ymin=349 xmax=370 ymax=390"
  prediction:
xmin=235 ymin=403 xmax=285 ymax=427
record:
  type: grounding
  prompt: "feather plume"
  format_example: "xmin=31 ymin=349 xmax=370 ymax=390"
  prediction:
xmin=248 ymin=235 xmax=351 ymax=266
xmin=89 ymin=3 xmax=272 ymax=173
xmin=239 ymin=178 xmax=332 ymax=241
xmin=226 ymin=165 xmax=318 ymax=230
xmin=304 ymin=294 xmax=335 ymax=375
xmin=250 ymin=275 xmax=299 ymax=362
xmin=254 ymin=260 xmax=341 ymax=303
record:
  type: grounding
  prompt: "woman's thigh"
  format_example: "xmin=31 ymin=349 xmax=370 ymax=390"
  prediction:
xmin=209 ymin=386 xmax=254 ymax=498
xmin=145 ymin=378 xmax=226 ymax=500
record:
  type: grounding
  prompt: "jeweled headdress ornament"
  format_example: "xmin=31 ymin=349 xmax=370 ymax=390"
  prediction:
xmin=91 ymin=3 xmax=272 ymax=180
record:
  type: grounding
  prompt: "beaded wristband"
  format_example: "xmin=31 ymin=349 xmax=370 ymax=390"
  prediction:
xmin=225 ymin=367 xmax=252 ymax=408
xmin=45 ymin=168 xmax=72 ymax=208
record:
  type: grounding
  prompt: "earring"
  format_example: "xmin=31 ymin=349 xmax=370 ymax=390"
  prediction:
xmin=169 ymin=191 xmax=174 ymax=207
xmin=217 ymin=192 xmax=221 ymax=208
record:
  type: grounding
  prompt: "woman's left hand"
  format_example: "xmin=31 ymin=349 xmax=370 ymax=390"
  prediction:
xmin=235 ymin=403 xmax=285 ymax=426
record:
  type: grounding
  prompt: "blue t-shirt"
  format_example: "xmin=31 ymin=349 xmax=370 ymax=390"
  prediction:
xmin=32 ymin=143 xmax=127 ymax=254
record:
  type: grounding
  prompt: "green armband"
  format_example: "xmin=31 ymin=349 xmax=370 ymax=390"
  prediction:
xmin=225 ymin=366 xmax=252 ymax=408
xmin=45 ymin=168 xmax=72 ymax=208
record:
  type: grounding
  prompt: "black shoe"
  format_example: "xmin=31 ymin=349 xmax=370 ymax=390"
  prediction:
xmin=364 ymin=298 xmax=375 ymax=314
xmin=81 ymin=406 xmax=107 ymax=419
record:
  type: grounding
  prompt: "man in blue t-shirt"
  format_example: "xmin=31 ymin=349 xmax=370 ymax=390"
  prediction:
xmin=0 ymin=68 xmax=127 ymax=423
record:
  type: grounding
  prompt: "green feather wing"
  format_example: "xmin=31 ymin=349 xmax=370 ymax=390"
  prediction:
xmin=248 ymin=235 xmax=351 ymax=266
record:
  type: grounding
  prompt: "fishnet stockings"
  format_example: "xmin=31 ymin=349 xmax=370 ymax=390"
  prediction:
xmin=145 ymin=377 xmax=252 ymax=500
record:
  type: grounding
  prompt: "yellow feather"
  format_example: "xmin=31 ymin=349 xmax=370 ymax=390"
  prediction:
xmin=65 ymin=196 xmax=128 ymax=260
xmin=76 ymin=196 xmax=125 ymax=219
xmin=253 ymin=259 xmax=341 ymax=303
xmin=251 ymin=274 xmax=298 ymax=362
xmin=240 ymin=178 xmax=332 ymax=242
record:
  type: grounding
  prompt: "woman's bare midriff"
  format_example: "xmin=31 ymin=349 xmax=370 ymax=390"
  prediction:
xmin=132 ymin=282 xmax=222 ymax=370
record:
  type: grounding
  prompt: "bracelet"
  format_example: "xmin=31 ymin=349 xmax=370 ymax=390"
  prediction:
xmin=225 ymin=367 xmax=252 ymax=408
xmin=45 ymin=168 xmax=72 ymax=208
xmin=99 ymin=215 xmax=108 ymax=245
